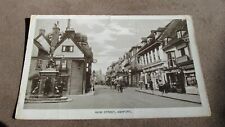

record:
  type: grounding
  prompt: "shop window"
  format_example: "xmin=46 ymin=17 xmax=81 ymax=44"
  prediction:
xmin=186 ymin=74 xmax=197 ymax=87
xmin=62 ymin=45 xmax=74 ymax=52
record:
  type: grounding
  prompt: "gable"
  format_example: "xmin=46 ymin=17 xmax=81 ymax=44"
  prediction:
xmin=53 ymin=38 xmax=84 ymax=58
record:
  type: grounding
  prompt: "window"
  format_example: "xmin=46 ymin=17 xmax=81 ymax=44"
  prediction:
xmin=62 ymin=45 xmax=74 ymax=52
xmin=157 ymin=48 xmax=160 ymax=60
xmin=179 ymin=48 xmax=186 ymax=56
xmin=36 ymin=59 xmax=42 ymax=69
xmin=153 ymin=50 xmax=156 ymax=62
xmin=163 ymin=37 xmax=172 ymax=46
xmin=167 ymin=51 xmax=176 ymax=67
xmin=177 ymin=30 xmax=186 ymax=38
xmin=149 ymin=52 xmax=152 ymax=63
xmin=61 ymin=59 xmax=67 ymax=70
xmin=143 ymin=55 xmax=146 ymax=65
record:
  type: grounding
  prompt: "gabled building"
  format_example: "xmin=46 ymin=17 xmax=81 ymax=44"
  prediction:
xmin=160 ymin=19 xmax=198 ymax=94
xmin=137 ymin=28 xmax=167 ymax=90
xmin=27 ymin=20 xmax=93 ymax=97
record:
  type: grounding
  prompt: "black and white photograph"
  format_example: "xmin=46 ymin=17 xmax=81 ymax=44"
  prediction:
xmin=15 ymin=15 xmax=210 ymax=119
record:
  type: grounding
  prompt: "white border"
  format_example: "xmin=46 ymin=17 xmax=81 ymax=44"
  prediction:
xmin=15 ymin=15 xmax=211 ymax=119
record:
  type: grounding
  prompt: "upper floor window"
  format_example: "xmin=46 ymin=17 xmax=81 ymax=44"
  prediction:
xmin=154 ymin=32 xmax=161 ymax=39
xmin=62 ymin=45 xmax=74 ymax=52
xmin=149 ymin=52 xmax=152 ymax=63
xmin=179 ymin=48 xmax=186 ymax=56
xmin=61 ymin=59 xmax=67 ymax=70
xmin=153 ymin=50 xmax=156 ymax=62
xmin=36 ymin=59 xmax=42 ymax=69
xmin=167 ymin=51 xmax=176 ymax=67
xmin=163 ymin=37 xmax=172 ymax=46
xmin=177 ymin=30 xmax=186 ymax=38
xmin=157 ymin=48 xmax=161 ymax=60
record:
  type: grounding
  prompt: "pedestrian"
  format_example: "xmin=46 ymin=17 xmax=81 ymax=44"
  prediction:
xmin=165 ymin=81 xmax=170 ymax=93
xmin=119 ymin=79 xmax=124 ymax=93
xmin=139 ymin=80 xmax=143 ymax=90
xmin=158 ymin=79 xmax=165 ymax=95
xmin=148 ymin=79 xmax=154 ymax=92
xmin=145 ymin=83 xmax=148 ymax=90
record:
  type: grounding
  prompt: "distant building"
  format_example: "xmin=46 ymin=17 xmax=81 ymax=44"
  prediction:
xmin=27 ymin=20 xmax=93 ymax=97
xmin=125 ymin=46 xmax=141 ymax=87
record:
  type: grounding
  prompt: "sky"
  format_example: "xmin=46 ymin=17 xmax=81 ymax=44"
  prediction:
xmin=34 ymin=17 xmax=172 ymax=74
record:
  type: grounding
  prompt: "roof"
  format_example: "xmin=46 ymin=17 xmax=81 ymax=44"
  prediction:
xmin=33 ymin=29 xmax=93 ymax=61
xmin=159 ymin=19 xmax=187 ymax=40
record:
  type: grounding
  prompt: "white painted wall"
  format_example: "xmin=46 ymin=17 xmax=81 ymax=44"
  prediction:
xmin=53 ymin=38 xmax=84 ymax=58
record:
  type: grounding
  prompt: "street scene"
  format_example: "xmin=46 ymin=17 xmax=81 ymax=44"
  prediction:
xmin=24 ymin=17 xmax=201 ymax=109
xmin=24 ymin=85 xmax=200 ymax=109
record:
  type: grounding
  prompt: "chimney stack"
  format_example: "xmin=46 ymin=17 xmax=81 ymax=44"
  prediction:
xmin=66 ymin=19 xmax=71 ymax=30
xmin=39 ymin=29 xmax=45 ymax=35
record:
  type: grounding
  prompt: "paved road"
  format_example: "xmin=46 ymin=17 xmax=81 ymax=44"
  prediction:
xmin=24 ymin=85 xmax=201 ymax=109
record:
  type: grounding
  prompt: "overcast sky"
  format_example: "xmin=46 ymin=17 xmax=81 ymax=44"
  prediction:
xmin=34 ymin=17 xmax=172 ymax=74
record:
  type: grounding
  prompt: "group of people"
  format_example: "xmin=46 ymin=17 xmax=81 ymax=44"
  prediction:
xmin=109 ymin=77 xmax=125 ymax=93
xmin=139 ymin=78 xmax=170 ymax=95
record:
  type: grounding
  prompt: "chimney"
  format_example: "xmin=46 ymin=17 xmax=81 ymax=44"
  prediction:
xmin=66 ymin=19 xmax=71 ymax=30
xmin=39 ymin=29 xmax=45 ymax=35
xmin=51 ymin=21 xmax=60 ymax=49
xmin=66 ymin=19 xmax=75 ymax=32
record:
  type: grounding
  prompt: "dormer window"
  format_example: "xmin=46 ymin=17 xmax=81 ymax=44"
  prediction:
xmin=154 ymin=32 xmax=161 ymax=39
xmin=163 ymin=37 xmax=172 ymax=46
xmin=62 ymin=45 xmax=74 ymax=52
xmin=177 ymin=30 xmax=186 ymax=38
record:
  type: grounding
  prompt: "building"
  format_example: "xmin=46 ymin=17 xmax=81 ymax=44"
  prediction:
xmin=160 ymin=19 xmax=198 ymax=94
xmin=124 ymin=46 xmax=141 ymax=87
xmin=137 ymin=28 xmax=167 ymax=90
xmin=27 ymin=20 xmax=93 ymax=98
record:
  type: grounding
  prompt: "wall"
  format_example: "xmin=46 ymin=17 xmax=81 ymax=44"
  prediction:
xmin=53 ymin=38 xmax=84 ymax=58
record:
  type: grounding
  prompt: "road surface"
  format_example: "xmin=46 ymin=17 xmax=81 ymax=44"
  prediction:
xmin=24 ymin=85 xmax=201 ymax=109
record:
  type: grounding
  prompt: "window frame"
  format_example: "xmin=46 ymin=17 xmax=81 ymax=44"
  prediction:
xmin=62 ymin=45 xmax=74 ymax=52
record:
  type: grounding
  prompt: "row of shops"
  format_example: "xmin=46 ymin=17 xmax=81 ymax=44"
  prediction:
xmin=106 ymin=19 xmax=199 ymax=95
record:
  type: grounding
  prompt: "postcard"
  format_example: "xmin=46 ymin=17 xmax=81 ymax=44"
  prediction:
xmin=15 ymin=15 xmax=210 ymax=119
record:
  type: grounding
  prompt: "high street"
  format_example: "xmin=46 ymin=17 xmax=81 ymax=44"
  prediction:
xmin=24 ymin=85 xmax=201 ymax=109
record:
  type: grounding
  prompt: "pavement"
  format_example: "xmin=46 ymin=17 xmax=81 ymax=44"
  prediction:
xmin=136 ymin=89 xmax=201 ymax=104
xmin=24 ymin=85 xmax=201 ymax=109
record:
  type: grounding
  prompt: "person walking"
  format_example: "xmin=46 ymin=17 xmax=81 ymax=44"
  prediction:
xmin=119 ymin=78 xmax=124 ymax=93
xmin=148 ymin=79 xmax=154 ymax=93
xmin=165 ymin=81 xmax=170 ymax=93
xmin=158 ymin=79 xmax=165 ymax=95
